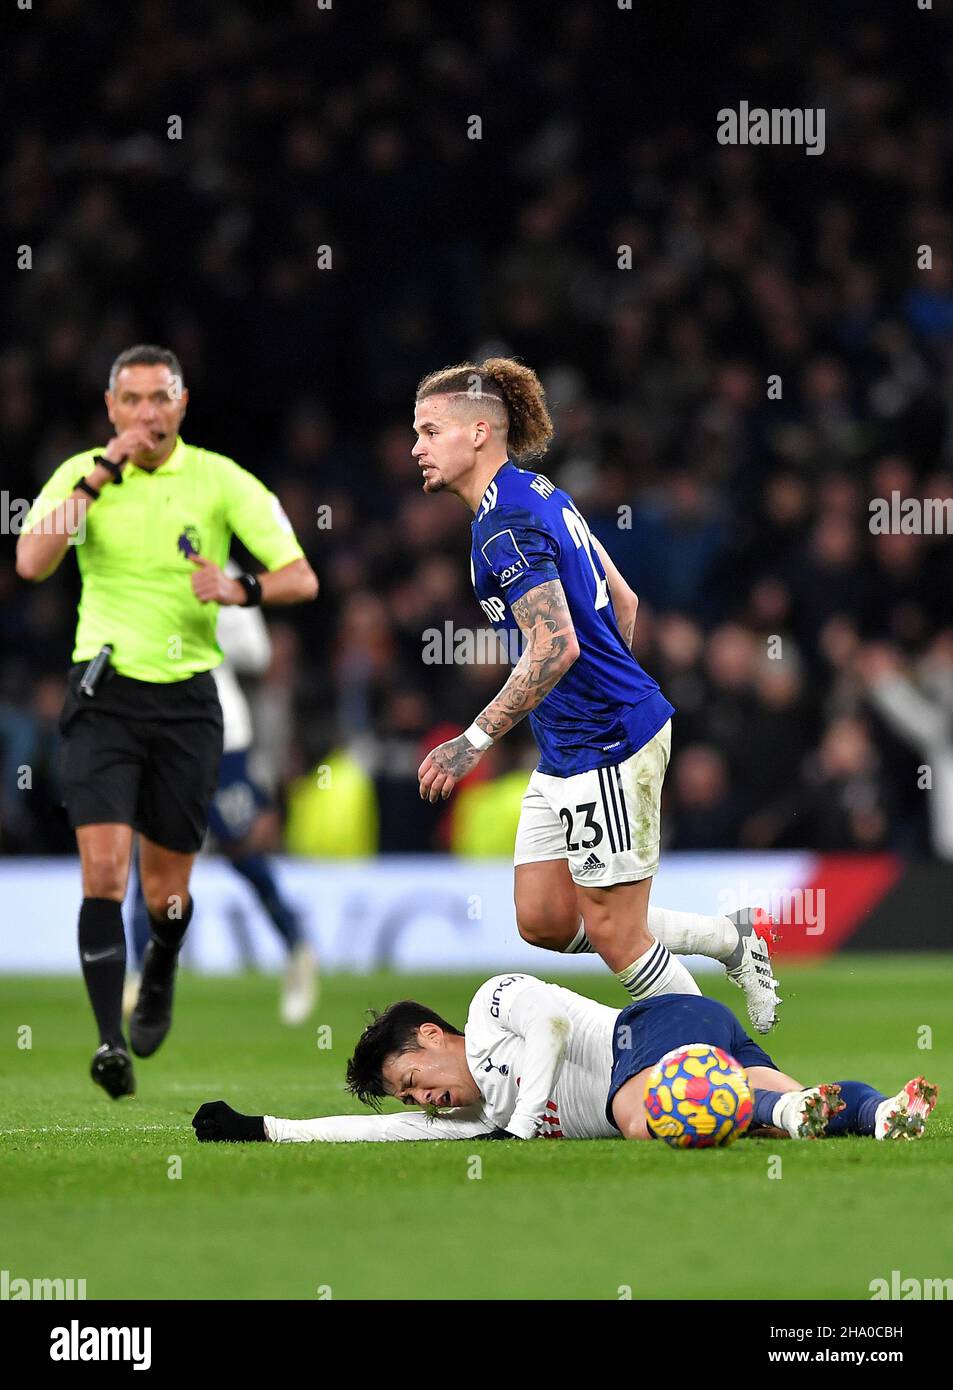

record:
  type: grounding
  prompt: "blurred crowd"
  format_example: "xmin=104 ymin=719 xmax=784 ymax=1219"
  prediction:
xmin=2 ymin=0 xmax=953 ymax=857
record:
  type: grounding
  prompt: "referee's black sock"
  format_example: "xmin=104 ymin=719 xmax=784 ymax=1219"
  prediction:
xmin=79 ymin=897 xmax=127 ymax=1050
xmin=148 ymin=894 xmax=194 ymax=965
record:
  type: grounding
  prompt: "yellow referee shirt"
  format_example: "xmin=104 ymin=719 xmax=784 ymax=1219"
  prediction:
xmin=25 ymin=436 xmax=305 ymax=682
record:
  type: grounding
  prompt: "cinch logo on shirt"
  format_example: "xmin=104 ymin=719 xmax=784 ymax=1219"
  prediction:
xmin=489 ymin=975 xmax=521 ymax=1018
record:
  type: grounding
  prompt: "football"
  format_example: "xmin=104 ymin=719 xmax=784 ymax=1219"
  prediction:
xmin=644 ymin=1043 xmax=754 ymax=1148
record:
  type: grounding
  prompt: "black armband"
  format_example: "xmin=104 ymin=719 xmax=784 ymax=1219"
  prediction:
xmin=93 ymin=455 xmax=124 ymax=484
xmin=236 ymin=572 xmax=263 ymax=607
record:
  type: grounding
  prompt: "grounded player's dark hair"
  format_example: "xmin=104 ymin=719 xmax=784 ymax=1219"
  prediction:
xmin=108 ymin=344 xmax=184 ymax=392
xmin=416 ymin=357 xmax=554 ymax=461
xmin=345 ymin=1001 xmax=463 ymax=1110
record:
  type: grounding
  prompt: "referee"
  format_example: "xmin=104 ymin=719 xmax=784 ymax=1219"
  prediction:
xmin=16 ymin=345 xmax=318 ymax=1099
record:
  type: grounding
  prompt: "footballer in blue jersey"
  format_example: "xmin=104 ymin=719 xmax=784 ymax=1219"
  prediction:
xmin=469 ymin=460 xmax=674 ymax=778
xmin=413 ymin=358 xmax=780 ymax=1032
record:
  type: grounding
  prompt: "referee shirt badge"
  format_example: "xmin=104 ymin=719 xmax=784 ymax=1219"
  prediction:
xmin=177 ymin=526 xmax=201 ymax=558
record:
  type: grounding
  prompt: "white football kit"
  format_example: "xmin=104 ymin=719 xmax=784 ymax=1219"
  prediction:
xmin=264 ymin=974 xmax=621 ymax=1142
xmin=212 ymin=560 xmax=272 ymax=753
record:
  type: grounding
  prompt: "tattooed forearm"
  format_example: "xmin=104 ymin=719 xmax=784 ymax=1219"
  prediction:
xmin=476 ymin=579 xmax=579 ymax=741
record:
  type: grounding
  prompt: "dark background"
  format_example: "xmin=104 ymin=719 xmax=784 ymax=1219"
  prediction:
xmin=2 ymin=0 xmax=952 ymax=857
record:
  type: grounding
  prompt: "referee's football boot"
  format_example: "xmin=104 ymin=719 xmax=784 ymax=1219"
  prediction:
xmin=130 ymin=942 xmax=178 ymax=1057
xmin=724 ymin=906 xmax=782 ymax=1034
xmin=90 ymin=1042 xmax=136 ymax=1099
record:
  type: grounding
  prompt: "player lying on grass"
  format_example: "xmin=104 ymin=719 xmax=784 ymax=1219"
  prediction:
xmin=191 ymin=973 xmax=938 ymax=1145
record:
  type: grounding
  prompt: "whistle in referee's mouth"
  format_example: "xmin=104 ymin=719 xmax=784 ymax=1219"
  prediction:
xmin=79 ymin=644 xmax=114 ymax=698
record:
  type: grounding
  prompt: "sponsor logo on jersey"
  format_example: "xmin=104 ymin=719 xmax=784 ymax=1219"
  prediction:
xmin=497 ymin=559 xmax=527 ymax=586
xmin=481 ymin=529 xmax=530 ymax=588
xmin=489 ymin=975 xmax=521 ymax=1018
xmin=478 ymin=596 xmax=508 ymax=624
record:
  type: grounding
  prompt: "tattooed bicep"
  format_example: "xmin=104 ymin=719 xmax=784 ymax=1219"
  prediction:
xmin=510 ymin=579 xmax=576 ymax=642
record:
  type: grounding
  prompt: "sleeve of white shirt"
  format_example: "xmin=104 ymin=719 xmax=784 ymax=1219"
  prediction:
xmin=263 ymin=1104 xmax=496 ymax=1143
xmin=216 ymin=561 xmax=272 ymax=675
xmin=868 ymin=674 xmax=949 ymax=751
xmin=492 ymin=979 xmax=572 ymax=1140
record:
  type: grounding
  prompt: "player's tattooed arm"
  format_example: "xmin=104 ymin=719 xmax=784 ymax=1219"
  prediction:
xmin=616 ymin=604 xmax=636 ymax=650
xmin=419 ymin=733 xmax=485 ymax=797
xmin=591 ymin=535 xmax=638 ymax=651
xmin=475 ymin=579 xmax=580 ymax=741
xmin=417 ymin=579 xmax=579 ymax=803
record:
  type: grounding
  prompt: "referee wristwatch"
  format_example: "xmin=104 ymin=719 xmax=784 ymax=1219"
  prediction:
xmin=236 ymin=572 xmax=263 ymax=607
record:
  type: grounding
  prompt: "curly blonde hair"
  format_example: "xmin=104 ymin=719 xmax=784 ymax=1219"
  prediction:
xmin=416 ymin=357 xmax=554 ymax=461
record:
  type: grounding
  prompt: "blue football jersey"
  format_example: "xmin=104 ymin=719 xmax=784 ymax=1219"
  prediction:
xmin=470 ymin=461 xmax=675 ymax=777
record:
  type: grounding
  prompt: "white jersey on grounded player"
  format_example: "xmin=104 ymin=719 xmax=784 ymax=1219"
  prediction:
xmin=264 ymin=974 xmax=621 ymax=1142
xmin=213 ymin=560 xmax=272 ymax=753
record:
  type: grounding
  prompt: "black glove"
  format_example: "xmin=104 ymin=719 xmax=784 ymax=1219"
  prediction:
xmin=475 ymin=1127 xmax=521 ymax=1140
xmin=192 ymin=1100 xmax=267 ymax=1143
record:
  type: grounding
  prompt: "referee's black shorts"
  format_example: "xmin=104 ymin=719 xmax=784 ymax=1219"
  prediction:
xmin=59 ymin=663 xmax=224 ymax=854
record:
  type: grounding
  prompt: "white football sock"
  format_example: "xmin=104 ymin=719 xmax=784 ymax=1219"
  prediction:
xmin=616 ymin=939 xmax=701 ymax=1000
xmin=563 ymin=922 xmax=595 ymax=954
xmin=563 ymin=911 xmax=736 ymax=962
xmin=647 ymin=906 xmax=738 ymax=962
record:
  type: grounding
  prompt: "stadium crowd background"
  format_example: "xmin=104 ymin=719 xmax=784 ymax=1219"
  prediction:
xmin=2 ymin=0 xmax=952 ymax=861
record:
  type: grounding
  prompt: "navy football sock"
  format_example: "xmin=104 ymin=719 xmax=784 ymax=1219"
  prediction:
xmin=231 ymin=854 xmax=302 ymax=950
xmin=754 ymin=1082 xmax=886 ymax=1135
xmin=824 ymin=1080 xmax=885 ymax=1137
xmin=752 ymin=1088 xmax=784 ymax=1129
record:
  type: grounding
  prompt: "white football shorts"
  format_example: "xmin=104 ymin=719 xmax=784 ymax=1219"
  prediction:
xmin=514 ymin=720 xmax=671 ymax=888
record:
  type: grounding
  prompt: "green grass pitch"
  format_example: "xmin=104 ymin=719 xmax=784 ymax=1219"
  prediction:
xmin=1 ymin=956 xmax=951 ymax=1301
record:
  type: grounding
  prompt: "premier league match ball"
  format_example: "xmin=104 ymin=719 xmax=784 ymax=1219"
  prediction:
xmin=644 ymin=1043 xmax=753 ymax=1148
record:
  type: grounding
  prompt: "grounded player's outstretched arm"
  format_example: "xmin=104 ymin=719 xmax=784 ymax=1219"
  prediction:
xmin=591 ymin=536 xmax=638 ymax=651
xmin=495 ymin=983 xmax=573 ymax=1138
xmin=418 ymin=578 xmax=580 ymax=802
xmin=192 ymin=1099 xmax=495 ymax=1143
